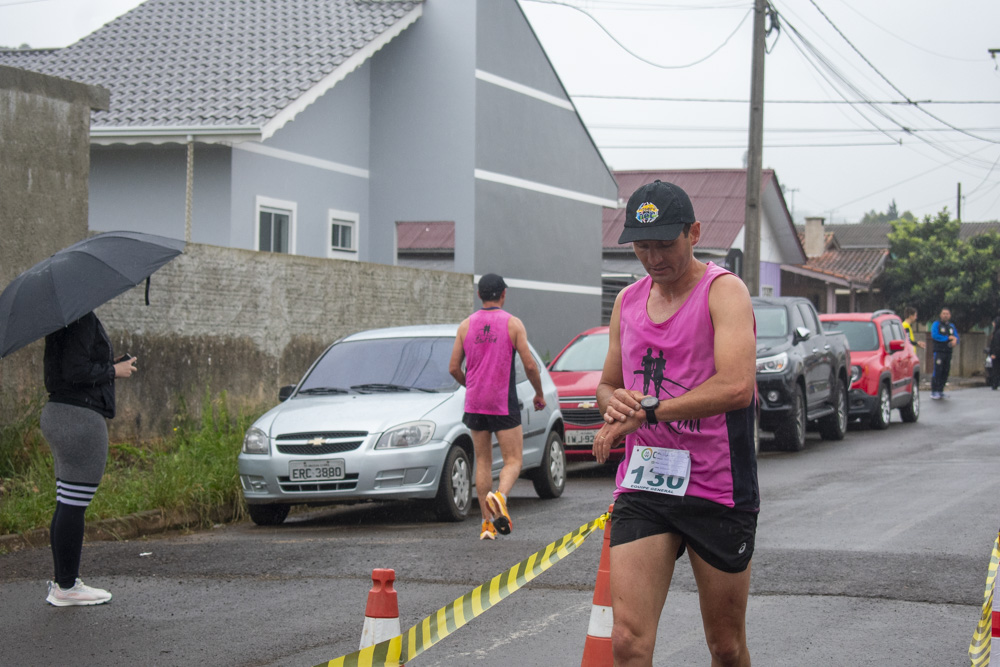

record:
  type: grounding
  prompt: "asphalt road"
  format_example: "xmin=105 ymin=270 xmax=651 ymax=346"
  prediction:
xmin=1 ymin=385 xmax=997 ymax=666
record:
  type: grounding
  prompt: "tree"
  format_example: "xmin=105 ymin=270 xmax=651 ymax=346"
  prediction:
xmin=878 ymin=210 xmax=1000 ymax=331
xmin=860 ymin=200 xmax=915 ymax=224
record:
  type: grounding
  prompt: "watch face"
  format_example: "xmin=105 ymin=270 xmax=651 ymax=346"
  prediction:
xmin=641 ymin=396 xmax=658 ymax=409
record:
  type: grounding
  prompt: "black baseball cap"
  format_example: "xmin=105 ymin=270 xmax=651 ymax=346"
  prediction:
xmin=478 ymin=273 xmax=507 ymax=300
xmin=618 ymin=180 xmax=696 ymax=244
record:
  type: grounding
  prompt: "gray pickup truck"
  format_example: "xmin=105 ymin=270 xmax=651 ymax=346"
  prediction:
xmin=753 ymin=296 xmax=851 ymax=451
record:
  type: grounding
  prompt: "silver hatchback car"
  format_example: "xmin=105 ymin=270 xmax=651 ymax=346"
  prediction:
xmin=238 ymin=324 xmax=566 ymax=525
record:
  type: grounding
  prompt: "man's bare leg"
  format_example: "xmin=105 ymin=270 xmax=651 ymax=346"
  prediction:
xmin=690 ymin=550 xmax=752 ymax=667
xmin=471 ymin=430 xmax=494 ymax=522
xmin=609 ymin=532 xmax=680 ymax=666
xmin=493 ymin=425 xmax=523 ymax=497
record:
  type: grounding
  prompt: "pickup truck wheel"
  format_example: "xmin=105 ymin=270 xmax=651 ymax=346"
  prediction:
xmin=870 ymin=383 xmax=891 ymax=430
xmin=818 ymin=377 xmax=848 ymax=441
xmin=529 ymin=431 xmax=566 ymax=499
xmin=247 ymin=503 xmax=290 ymax=526
xmin=434 ymin=445 xmax=472 ymax=522
xmin=775 ymin=387 xmax=807 ymax=451
xmin=899 ymin=377 xmax=920 ymax=423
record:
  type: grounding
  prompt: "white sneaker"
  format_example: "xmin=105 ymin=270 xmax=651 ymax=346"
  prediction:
xmin=46 ymin=579 xmax=112 ymax=606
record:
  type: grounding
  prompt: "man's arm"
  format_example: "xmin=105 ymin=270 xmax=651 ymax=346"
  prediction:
xmin=509 ymin=316 xmax=545 ymax=410
xmin=930 ymin=321 xmax=948 ymax=343
xmin=448 ymin=319 xmax=470 ymax=386
xmin=593 ymin=290 xmax=642 ymax=463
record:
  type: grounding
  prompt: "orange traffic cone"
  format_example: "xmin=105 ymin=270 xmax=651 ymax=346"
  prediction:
xmin=581 ymin=504 xmax=614 ymax=667
xmin=359 ymin=568 xmax=402 ymax=655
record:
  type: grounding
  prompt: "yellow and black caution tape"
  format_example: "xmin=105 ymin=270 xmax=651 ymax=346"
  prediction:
xmin=315 ymin=512 xmax=609 ymax=667
xmin=970 ymin=529 xmax=1000 ymax=667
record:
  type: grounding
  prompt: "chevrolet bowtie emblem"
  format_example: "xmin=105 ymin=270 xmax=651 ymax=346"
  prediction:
xmin=307 ymin=437 xmax=325 ymax=446
xmin=578 ymin=401 xmax=595 ymax=409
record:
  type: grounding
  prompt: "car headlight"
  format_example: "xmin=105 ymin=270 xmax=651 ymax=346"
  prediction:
xmin=242 ymin=427 xmax=270 ymax=455
xmin=756 ymin=352 xmax=788 ymax=374
xmin=375 ymin=421 xmax=435 ymax=449
xmin=850 ymin=365 xmax=862 ymax=384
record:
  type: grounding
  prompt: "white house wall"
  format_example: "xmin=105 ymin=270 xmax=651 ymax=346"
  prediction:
xmin=230 ymin=61 xmax=373 ymax=257
xmin=89 ymin=144 xmax=231 ymax=246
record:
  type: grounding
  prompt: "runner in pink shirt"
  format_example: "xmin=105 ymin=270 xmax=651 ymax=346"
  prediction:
xmin=593 ymin=180 xmax=758 ymax=667
xmin=449 ymin=274 xmax=545 ymax=540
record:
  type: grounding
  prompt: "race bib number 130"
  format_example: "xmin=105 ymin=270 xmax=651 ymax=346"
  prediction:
xmin=621 ymin=446 xmax=691 ymax=496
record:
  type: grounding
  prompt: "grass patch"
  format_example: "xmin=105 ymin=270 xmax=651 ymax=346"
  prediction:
xmin=0 ymin=390 xmax=264 ymax=536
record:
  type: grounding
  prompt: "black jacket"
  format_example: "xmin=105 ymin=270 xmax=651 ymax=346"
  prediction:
xmin=44 ymin=312 xmax=116 ymax=418
xmin=990 ymin=327 xmax=1000 ymax=358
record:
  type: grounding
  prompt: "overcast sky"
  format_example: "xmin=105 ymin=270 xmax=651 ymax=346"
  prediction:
xmin=2 ymin=0 xmax=998 ymax=224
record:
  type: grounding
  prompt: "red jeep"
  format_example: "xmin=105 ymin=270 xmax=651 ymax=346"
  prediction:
xmin=546 ymin=326 xmax=620 ymax=461
xmin=818 ymin=310 xmax=920 ymax=428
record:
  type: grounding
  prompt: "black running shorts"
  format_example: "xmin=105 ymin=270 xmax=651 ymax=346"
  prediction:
xmin=462 ymin=411 xmax=521 ymax=432
xmin=610 ymin=491 xmax=758 ymax=573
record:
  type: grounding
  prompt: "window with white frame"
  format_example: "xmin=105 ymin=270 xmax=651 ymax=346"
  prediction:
xmin=255 ymin=196 xmax=296 ymax=254
xmin=328 ymin=208 xmax=359 ymax=259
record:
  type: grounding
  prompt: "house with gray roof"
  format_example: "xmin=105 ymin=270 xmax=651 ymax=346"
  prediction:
xmin=0 ymin=0 xmax=618 ymax=356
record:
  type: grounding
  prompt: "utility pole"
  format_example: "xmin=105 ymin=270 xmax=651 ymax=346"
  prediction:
xmin=956 ymin=182 xmax=962 ymax=221
xmin=743 ymin=0 xmax=767 ymax=297
xmin=782 ymin=186 xmax=800 ymax=222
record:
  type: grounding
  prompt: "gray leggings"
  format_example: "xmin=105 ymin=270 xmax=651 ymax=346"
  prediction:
xmin=40 ymin=402 xmax=108 ymax=484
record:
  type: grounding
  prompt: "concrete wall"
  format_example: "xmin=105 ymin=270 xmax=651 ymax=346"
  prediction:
xmin=90 ymin=244 xmax=473 ymax=440
xmin=0 ymin=66 xmax=108 ymax=416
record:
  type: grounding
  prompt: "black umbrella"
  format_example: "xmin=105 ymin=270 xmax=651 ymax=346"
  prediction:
xmin=0 ymin=230 xmax=186 ymax=359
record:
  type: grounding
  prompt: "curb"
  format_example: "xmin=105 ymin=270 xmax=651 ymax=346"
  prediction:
xmin=0 ymin=506 xmax=237 ymax=554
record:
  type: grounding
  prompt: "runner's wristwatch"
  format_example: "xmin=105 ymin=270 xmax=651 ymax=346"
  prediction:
xmin=640 ymin=395 xmax=659 ymax=424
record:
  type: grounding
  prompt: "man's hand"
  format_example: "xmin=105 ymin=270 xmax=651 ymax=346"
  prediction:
xmin=533 ymin=394 xmax=546 ymax=411
xmin=603 ymin=388 xmax=644 ymax=424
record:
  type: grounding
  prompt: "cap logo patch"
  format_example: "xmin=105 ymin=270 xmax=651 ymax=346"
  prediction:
xmin=635 ymin=202 xmax=659 ymax=224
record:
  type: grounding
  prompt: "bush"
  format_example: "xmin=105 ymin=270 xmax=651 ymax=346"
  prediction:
xmin=0 ymin=390 xmax=265 ymax=536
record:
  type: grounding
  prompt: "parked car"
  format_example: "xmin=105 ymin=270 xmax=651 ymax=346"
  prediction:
xmin=753 ymin=297 xmax=851 ymax=451
xmin=819 ymin=310 xmax=920 ymax=428
xmin=547 ymin=326 xmax=619 ymax=462
xmin=237 ymin=324 xmax=566 ymax=526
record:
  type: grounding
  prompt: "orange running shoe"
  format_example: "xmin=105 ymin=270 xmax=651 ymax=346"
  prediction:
xmin=480 ymin=519 xmax=497 ymax=540
xmin=486 ymin=491 xmax=512 ymax=535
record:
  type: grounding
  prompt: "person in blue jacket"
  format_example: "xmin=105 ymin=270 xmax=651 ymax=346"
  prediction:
xmin=930 ymin=307 xmax=959 ymax=399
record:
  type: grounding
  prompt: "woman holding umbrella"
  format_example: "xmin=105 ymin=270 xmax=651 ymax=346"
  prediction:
xmin=41 ymin=311 xmax=137 ymax=606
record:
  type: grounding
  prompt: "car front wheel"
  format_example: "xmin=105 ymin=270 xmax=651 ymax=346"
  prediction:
xmin=529 ymin=431 xmax=566 ymax=499
xmin=870 ymin=383 xmax=891 ymax=430
xmin=247 ymin=503 xmax=290 ymax=526
xmin=899 ymin=377 xmax=920 ymax=423
xmin=434 ymin=445 xmax=472 ymax=521
xmin=818 ymin=377 xmax=848 ymax=441
xmin=774 ymin=386 xmax=807 ymax=451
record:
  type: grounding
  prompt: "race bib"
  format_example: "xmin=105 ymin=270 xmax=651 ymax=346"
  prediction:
xmin=620 ymin=446 xmax=691 ymax=496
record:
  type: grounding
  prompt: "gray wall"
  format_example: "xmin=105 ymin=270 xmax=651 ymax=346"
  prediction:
xmin=86 ymin=244 xmax=474 ymax=440
xmin=0 ymin=66 xmax=108 ymax=417
xmin=369 ymin=0 xmax=478 ymax=270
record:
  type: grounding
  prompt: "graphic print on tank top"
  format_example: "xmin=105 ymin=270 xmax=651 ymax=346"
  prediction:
xmin=628 ymin=346 xmax=701 ymax=435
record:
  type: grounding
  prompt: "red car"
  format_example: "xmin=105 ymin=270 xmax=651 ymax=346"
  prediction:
xmin=819 ymin=310 xmax=920 ymax=429
xmin=547 ymin=326 xmax=622 ymax=461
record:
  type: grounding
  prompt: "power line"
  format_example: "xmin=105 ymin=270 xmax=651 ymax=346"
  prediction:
xmin=571 ymin=94 xmax=1000 ymax=105
xmin=522 ymin=0 xmax=752 ymax=70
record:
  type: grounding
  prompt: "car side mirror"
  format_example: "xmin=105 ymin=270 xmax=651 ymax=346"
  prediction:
xmin=278 ymin=385 xmax=296 ymax=402
xmin=889 ymin=340 xmax=905 ymax=352
xmin=792 ymin=326 xmax=812 ymax=344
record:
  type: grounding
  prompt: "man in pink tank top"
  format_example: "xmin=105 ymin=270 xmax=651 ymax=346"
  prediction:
xmin=592 ymin=181 xmax=758 ymax=667
xmin=448 ymin=274 xmax=546 ymax=541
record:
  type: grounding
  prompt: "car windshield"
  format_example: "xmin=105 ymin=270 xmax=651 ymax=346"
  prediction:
xmin=753 ymin=306 xmax=788 ymax=338
xmin=550 ymin=333 xmax=610 ymax=372
xmin=823 ymin=320 xmax=879 ymax=351
xmin=298 ymin=336 xmax=459 ymax=394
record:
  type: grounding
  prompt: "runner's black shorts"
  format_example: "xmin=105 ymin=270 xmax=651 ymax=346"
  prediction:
xmin=610 ymin=491 xmax=758 ymax=573
xmin=462 ymin=411 xmax=521 ymax=432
